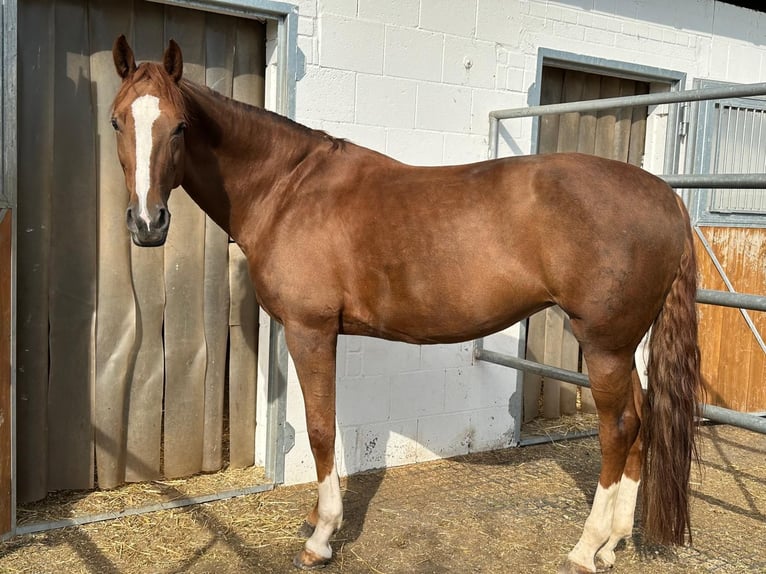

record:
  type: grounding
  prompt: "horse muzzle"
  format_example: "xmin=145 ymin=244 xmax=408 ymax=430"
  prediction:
xmin=126 ymin=205 xmax=171 ymax=247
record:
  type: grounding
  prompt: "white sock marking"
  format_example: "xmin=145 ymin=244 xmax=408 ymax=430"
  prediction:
xmin=131 ymin=95 xmax=161 ymax=228
xmin=568 ymin=481 xmax=621 ymax=570
xmin=305 ymin=463 xmax=343 ymax=560
xmin=596 ymin=475 xmax=640 ymax=566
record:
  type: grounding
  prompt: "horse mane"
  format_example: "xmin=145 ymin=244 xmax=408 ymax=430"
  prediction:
xmin=178 ymin=77 xmax=347 ymax=152
xmin=114 ymin=61 xmax=347 ymax=153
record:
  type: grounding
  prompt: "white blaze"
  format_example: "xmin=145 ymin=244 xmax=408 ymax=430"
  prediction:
xmin=130 ymin=94 xmax=161 ymax=228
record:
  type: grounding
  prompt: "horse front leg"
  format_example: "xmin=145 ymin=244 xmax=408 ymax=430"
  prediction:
xmin=561 ymin=352 xmax=641 ymax=574
xmin=285 ymin=324 xmax=342 ymax=570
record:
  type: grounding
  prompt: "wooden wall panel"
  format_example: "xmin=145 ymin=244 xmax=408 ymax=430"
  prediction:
xmin=201 ymin=13 xmax=235 ymax=473
xmin=15 ymin=0 xmax=267 ymax=499
xmin=695 ymin=227 xmax=766 ymax=412
xmin=16 ymin=0 xmax=54 ymax=503
xmin=47 ymin=0 xmax=98 ymax=492
xmin=228 ymin=246 xmax=258 ymax=468
xmin=0 ymin=210 xmax=12 ymax=534
xmin=126 ymin=1 xmax=167 ymax=484
xmin=92 ymin=0 xmax=137 ymax=490
xmin=161 ymin=8 xmax=209 ymax=479
xmin=227 ymin=19 xmax=266 ymax=466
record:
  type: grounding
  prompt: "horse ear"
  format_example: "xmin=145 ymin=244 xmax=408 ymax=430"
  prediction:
xmin=163 ymin=39 xmax=183 ymax=83
xmin=112 ymin=34 xmax=136 ymax=80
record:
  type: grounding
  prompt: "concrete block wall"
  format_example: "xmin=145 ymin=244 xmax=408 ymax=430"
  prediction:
xmin=277 ymin=0 xmax=766 ymax=484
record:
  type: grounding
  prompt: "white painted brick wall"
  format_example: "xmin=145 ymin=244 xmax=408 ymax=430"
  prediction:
xmin=269 ymin=0 xmax=766 ymax=485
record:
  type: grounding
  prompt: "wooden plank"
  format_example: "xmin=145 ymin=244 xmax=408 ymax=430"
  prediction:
xmin=538 ymin=67 xmax=564 ymax=154
xmin=233 ymin=18 xmax=266 ymax=108
xmin=228 ymin=246 xmax=258 ymax=468
xmin=740 ymin=229 xmax=766 ymax=411
xmin=46 ymin=0 xmax=97 ymax=492
xmin=542 ymin=307 xmax=565 ymax=419
xmin=580 ymin=357 xmax=596 ymax=414
xmin=162 ymin=7 xmax=208 ymax=478
xmin=524 ymin=312 xmax=546 ymax=422
xmin=125 ymin=2 xmax=167 ymax=483
xmin=702 ymin=228 xmax=766 ymax=412
xmin=201 ymin=13 xmax=235 ymax=472
xmin=226 ymin=19 xmax=266 ymax=467
xmin=612 ymin=79 xmax=636 ymax=162
xmin=560 ymin=317 xmax=579 ymax=415
xmin=594 ymin=76 xmax=621 ymax=159
xmin=576 ymin=74 xmax=601 ymax=155
xmin=15 ymin=0 xmax=54 ymax=503
xmin=695 ymin=231 xmax=727 ymax=405
xmin=91 ymin=0 xmax=138 ymax=490
xmin=628 ymin=82 xmax=650 ymax=167
xmin=556 ymin=70 xmax=585 ymax=153
xmin=712 ymin=229 xmax=749 ymax=411
xmin=0 ymin=210 xmax=12 ymax=534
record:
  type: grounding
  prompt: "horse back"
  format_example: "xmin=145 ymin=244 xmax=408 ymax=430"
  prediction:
xmin=251 ymin=150 xmax=686 ymax=344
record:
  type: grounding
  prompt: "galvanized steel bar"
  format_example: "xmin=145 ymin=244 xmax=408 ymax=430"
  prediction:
xmin=490 ymin=82 xmax=766 ymax=120
xmin=701 ymin=405 xmax=766 ymax=434
xmin=697 ymin=289 xmax=766 ymax=312
xmin=660 ymin=173 xmax=766 ymax=188
xmin=474 ymin=348 xmax=766 ymax=435
xmin=474 ymin=347 xmax=591 ymax=388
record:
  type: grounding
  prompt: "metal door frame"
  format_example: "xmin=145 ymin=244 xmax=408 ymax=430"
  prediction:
xmin=1 ymin=0 xmax=297 ymax=540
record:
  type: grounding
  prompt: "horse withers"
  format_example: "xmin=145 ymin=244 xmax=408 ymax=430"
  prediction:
xmin=110 ymin=36 xmax=703 ymax=573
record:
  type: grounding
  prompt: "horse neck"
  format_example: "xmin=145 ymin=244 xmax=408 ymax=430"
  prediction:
xmin=178 ymin=81 xmax=324 ymax=239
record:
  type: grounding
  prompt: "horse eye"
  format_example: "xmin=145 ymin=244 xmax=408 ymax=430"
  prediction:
xmin=173 ymin=122 xmax=187 ymax=136
xmin=111 ymin=117 xmax=120 ymax=131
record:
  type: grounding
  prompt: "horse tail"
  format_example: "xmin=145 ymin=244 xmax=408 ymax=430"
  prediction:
xmin=641 ymin=207 xmax=704 ymax=546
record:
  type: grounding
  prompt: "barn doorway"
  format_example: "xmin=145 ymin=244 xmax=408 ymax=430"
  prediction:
xmin=11 ymin=0 xmax=286 ymax=532
xmin=523 ymin=61 xmax=679 ymax=429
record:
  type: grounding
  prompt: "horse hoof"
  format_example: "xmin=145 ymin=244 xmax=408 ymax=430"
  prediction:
xmin=558 ymin=559 xmax=596 ymax=574
xmin=297 ymin=520 xmax=316 ymax=538
xmin=293 ymin=549 xmax=330 ymax=570
xmin=594 ymin=554 xmax=615 ymax=571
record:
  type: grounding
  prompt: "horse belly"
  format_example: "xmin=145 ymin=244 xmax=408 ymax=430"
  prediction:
xmin=340 ymin=261 xmax=551 ymax=344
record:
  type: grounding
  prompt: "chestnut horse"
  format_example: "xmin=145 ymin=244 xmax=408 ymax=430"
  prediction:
xmin=111 ymin=37 xmax=702 ymax=573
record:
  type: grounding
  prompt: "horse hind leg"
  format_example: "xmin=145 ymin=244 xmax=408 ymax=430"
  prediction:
xmin=593 ymin=367 xmax=644 ymax=569
xmin=560 ymin=351 xmax=642 ymax=574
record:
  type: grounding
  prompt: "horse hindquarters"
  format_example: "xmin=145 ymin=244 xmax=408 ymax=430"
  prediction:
xmin=641 ymin=228 xmax=703 ymax=545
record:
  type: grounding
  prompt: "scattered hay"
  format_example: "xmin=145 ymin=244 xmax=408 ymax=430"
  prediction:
xmin=1 ymin=426 xmax=764 ymax=574
xmin=521 ymin=412 xmax=600 ymax=443
xmin=16 ymin=465 xmax=268 ymax=527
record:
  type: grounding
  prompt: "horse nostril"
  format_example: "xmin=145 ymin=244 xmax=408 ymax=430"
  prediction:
xmin=126 ymin=207 xmax=137 ymax=230
xmin=157 ymin=207 xmax=170 ymax=231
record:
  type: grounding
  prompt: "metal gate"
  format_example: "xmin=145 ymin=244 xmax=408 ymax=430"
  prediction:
xmin=482 ymin=81 xmax=766 ymax=443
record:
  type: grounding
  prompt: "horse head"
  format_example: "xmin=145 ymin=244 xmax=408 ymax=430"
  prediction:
xmin=111 ymin=35 xmax=187 ymax=247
